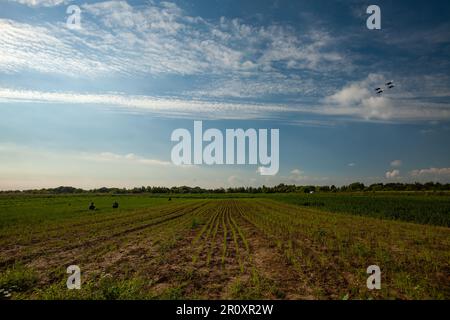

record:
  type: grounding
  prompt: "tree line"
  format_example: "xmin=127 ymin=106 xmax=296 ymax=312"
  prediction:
xmin=1 ymin=182 xmax=450 ymax=194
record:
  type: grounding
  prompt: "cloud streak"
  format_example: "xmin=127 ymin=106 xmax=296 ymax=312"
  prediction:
xmin=78 ymin=152 xmax=173 ymax=167
xmin=411 ymin=167 xmax=450 ymax=177
xmin=0 ymin=87 xmax=296 ymax=119
xmin=1 ymin=86 xmax=450 ymax=122
xmin=390 ymin=160 xmax=402 ymax=167
xmin=8 ymin=0 xmax=69 ymax=7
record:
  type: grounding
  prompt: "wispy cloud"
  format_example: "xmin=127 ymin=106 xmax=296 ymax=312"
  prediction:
xmin=285 ymin=168 xmax=328 ymax=183
xmin=8 ymin=0 xmax=69 ymax=7
xmin=290 ymin=169 xmax=303 ymax=175
xmin=187 ymin=74 xmax=323 ymax=100
xmin=1 ymin=1 xmax=449 ymax=123
xmin=411 ymin=167 xmax=450 ymax=177
xmin=2 ymin=86 xmax=450 ymax=122
xmin=0 ymin=1 xmax=346 ymax=79
xmin=0 ymin=143 xmax=173 ymax=167
xmin=0 ymin=143 xmax=199 ymax=189
xmin=390 ymin=160 xmax=402 ymax=167
xmin=0 ymin=87 xmax=296 ymax=119
xmin=78 ymin=152 xmax=173 ymax=167
xmin=0 ymin=19 xmax=119 ymax=76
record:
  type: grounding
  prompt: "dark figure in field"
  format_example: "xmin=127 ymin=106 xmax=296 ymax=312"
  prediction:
xmin=89 ymin=202 xmax=95 ymax=210
xmin=112 ymin=201 xmax=119 ymax=209
xmin=168 ymin=197 xmax=172 ymax=201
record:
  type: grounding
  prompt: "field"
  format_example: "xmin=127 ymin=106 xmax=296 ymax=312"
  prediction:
xmin=270 ymin=192 xmax=450 ymax=227
xmin=0 ymin=193 xmax=449 ymax=300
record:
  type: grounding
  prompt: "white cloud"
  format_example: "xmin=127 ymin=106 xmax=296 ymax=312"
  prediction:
xmin=420 ymin=129 xmax=435 ymax=135
xmin=326 ymin=83 xmax=370 ymax=106
xmin=0 ymin=87 xmax=296 ymax=119
xmin=1 ymin=2 xmax=450 ymax=123
xmin=79 ymin=152 xmax=173 ymax=167
xmin=390 ymin=160 xmax=402 ymax=167
xmin=188 ymin=74 xmax=321 ymax=99
xmin=2 ymin=83 xmax=450 ymax=122
xmin=286 ymin=168 xmax=325 ymax=183
xmin=0 ymin=143 xmax=206 ymax=190
xmin=323 ymin=74 xmax=450 ymax=121
xmin=325 ymin=74 xmax=394 ymax=120
xmin=8 ymin=0 xmax=69 ymax=7
xmin=348 ymin=163 xmax=356 ymax=167
xmin=411 ymin=167 xmax=450 ymax=177
xmin=0 ymin=9 xmax=239 ymax=76
xmin=0 ymin=143 xmax=173 ymax=168
xmin=285 ymin=119 xmax=337 ymax=127
xmin=2 ymin=85 xmax=450 ymax=122
xmin=227 ymin=175 xmax=244 ymax=186
xmin=0 ymin=19 xmax=120 ymax=77
xmin=0 ymin=1 xmax=347 ymax=79
xmin=253 ymin=27 xmax=345 ymax=72
xmin=385 ymin=169 xmax=400 ymax=179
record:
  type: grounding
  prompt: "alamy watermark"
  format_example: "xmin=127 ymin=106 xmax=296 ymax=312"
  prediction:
xmin=66 ymin=265 xmax=81 ymax=290
xmin=366 ymin=265 xmax=381 ymax=290
xmin=66 ymin=5 xmax=81 ymax=30
xmin=171 ymin=121 xmax=279 ymax=175
xmin=366 ymin=5 xmax=381 ymax=30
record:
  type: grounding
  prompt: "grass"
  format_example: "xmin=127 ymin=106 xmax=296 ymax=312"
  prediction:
xmin=29 ymin=276 xmax=151 ymax=300
xmin=0 ymin=194 xmax=176 ymax=231
xmin=0 ymin=264 xmax=38 ymax=298
xmin=0 ymin=193 xmax=449 ymax=299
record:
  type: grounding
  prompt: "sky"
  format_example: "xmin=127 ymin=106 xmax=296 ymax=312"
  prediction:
xmin=0 ymin=0 xmax=449 ymax=189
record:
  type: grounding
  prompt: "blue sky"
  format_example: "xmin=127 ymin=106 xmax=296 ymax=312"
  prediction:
xmin=0 ymin=0 xmax=449 ymax=189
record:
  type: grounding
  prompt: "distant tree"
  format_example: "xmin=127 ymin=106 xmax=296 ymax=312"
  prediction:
xmin=348 ymin=182 xmax=365 ymax=191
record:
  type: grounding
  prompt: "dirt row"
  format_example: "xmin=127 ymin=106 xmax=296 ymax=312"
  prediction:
xmin=143 ymin=200 xmax=315 ymax=299
xmin=3 ymin=199 xmax=321 ymax=298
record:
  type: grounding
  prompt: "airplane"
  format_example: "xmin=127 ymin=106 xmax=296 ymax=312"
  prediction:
xmin=374 ymin=81 xmax=395 ymax=95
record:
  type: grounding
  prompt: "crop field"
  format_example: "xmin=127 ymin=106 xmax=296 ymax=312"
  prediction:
xmin=0 ymin=194 xmax=449 ymax=300
xmin=270 ymin=192 xmax=450 ymax=227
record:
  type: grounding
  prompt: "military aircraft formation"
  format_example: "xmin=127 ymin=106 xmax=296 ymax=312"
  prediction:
xmin=375 ymin=81 xmax=395 ymax=95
